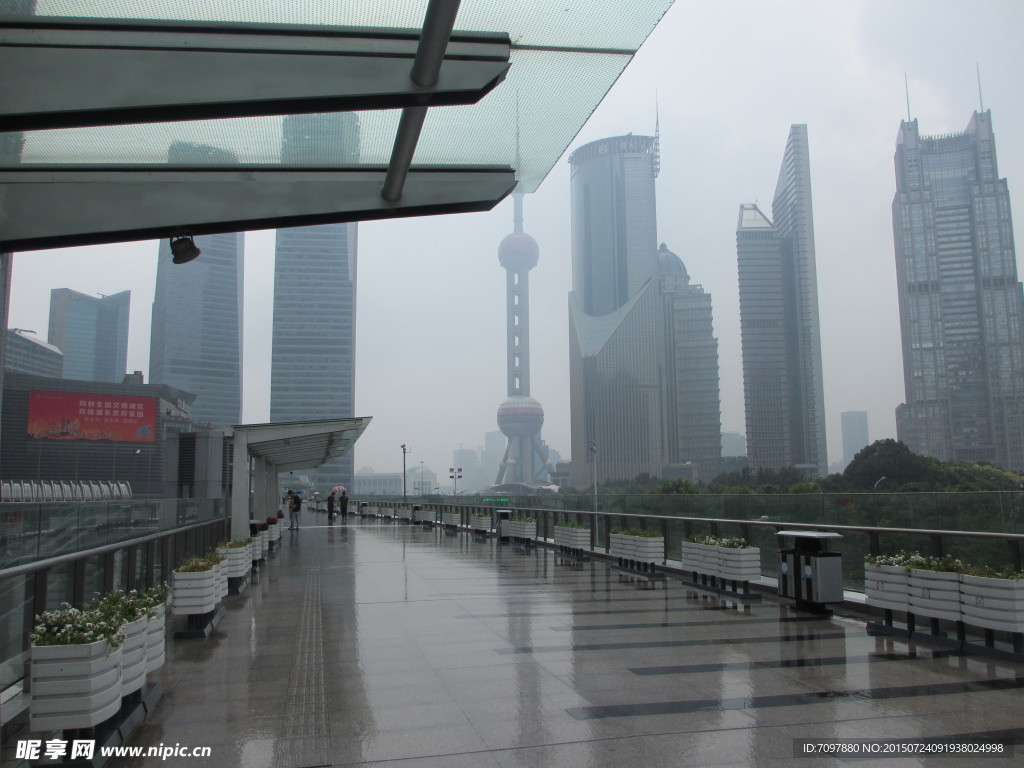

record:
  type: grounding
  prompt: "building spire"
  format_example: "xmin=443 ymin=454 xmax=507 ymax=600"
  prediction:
xmin=653 ymin=93 xmax=661 ymax=178
xmin=977 ymin=62 xmax=985 ymax=113
xmin=904 ymin=72 xmax=912 ymax=122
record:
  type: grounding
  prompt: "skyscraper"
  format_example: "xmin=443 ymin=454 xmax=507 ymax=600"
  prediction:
xmin=841 ymin=410 xmax=869 ymax=468
xmin=149 ymin=142 xmax=243 ymax=428
xmin=5 ymin=329 xmax=63 ymax=378
xmin=893 ymin=110 xmax=1024 ymax=469
xmin=48 ymin=289 xmax=130 ymax=383
xmin=736 ymin=124 xmax=827 ymax=476
xmin=659 ymin=243 xmax=722 ymax=478
xmin=569 ymin=135 xmax=663 ymax=488
xmin=270 ymin=114 xmax=359 ymax=491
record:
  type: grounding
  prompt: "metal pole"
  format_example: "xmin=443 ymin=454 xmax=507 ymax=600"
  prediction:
xmin=381 ymin=0 xmax=462 ymax=202
xmin=401 ymin=444 xmax=409 ymax=499
xmin=589 ymin=440 xmax=597 ymax=512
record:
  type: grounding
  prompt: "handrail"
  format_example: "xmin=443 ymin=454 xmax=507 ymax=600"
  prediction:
xmin=0 ymin=517 xmax=224 ymax=579
xmin=405 ymin=502 xmax=1024 ymax=543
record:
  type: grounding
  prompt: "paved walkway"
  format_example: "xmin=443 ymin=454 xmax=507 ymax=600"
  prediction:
xmin=108 ymin=517 xmax=1024 ymax=767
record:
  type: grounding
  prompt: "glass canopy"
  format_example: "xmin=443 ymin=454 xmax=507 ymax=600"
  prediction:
xmin=3 ymin=0 xmax=676 ymax=192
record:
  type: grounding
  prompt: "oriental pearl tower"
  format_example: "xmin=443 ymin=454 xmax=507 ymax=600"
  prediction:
xmin=495 ymin=194 xmax=550 ymax=486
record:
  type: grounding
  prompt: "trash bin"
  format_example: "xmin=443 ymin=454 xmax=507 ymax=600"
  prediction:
xmin=496 ymin=509 xmax=512 ymax=538
xmin=776 ymin=531 xmax=843 ymax=612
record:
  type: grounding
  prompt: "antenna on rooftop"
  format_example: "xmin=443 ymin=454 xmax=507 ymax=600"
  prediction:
xmin=976 ymin=62 xmax=985 ymax=113
xmin=904 ymin=73 xmax=912 ymax=123
xmin=513 ymin=91 xmax=523 ymax=233
xmin=653 ymin=91 xmax=661 ymax=178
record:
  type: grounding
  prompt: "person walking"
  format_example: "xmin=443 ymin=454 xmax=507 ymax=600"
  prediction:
xmin=327 ymin=491 xmax=337 ymax=522
xmin=338 ymin=490 xmax=350 ymax=519
xmin=288 ymin=490 xmax=302 ymax=529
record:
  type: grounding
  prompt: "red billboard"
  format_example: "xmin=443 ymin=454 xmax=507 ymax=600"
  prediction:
xmin=28 ymin=391 xmax=157 ymax=442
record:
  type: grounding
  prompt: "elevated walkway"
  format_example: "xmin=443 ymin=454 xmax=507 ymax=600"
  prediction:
xmin=9 ymin=516 xmax=1024 ymax=767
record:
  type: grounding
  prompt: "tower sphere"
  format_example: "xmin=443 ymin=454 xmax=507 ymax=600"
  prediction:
xmin=498 ymin=232 xmax=539 ymax=271
xmin=497 ymin=395 xmax=544 ymax=438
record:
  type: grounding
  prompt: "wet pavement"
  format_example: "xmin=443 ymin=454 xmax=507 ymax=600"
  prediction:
xmin=108 ymin=517 xmax=1024 ymax=767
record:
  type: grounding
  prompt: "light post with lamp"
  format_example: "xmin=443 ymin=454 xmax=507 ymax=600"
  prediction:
xmin=449 ymin=467 xmax=462 ymax=496
xmin=588 ymin=439 xmax=598 ymax=511
xmin=401 ymin=444 xmax=410 ymax=499
xmin=419 ymin=461 xmax=425 ymax=495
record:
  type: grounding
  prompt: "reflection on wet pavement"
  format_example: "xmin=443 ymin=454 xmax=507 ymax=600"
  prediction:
xmin=104 ymin=518 xmax=1024 ymax=767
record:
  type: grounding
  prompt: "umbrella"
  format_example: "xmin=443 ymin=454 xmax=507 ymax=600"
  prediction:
xmin=331 ymin=485 xmax=347 ymax=493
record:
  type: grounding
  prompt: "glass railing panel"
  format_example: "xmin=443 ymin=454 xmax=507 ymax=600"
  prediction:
xmin=81 ymin=553 xmax=104 ymax=604
xmin=38 ymin=503 xmax=83 ymax=559
xmin=0 ymin=504 xmax=42 ymax=569
xmin=0 ymin=572 xmax=32 ymax=691
xmin=44 ymin=561 xmax=74 ymax=611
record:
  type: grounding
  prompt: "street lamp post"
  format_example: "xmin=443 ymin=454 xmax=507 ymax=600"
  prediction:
xmin=588 ymin=440 xmax=598 ymax=511
xmin=401 ymin=444 xmax=409 ymax=499
xmin=449 ymin=467 xmax=462 ymax=496
xmin=419 ymin=461 xmax=425 ymax=496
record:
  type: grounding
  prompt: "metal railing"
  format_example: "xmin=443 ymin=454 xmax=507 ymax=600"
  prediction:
xmin=362 ymin=490 xmax=1024 ymax=535
xmin=0 ymin=499 xmax=229 ymax=695
xmin=0 ymin=498 xmax=224 ymax=572
xmin=360 ymin=498 xmax=1024 ymax=588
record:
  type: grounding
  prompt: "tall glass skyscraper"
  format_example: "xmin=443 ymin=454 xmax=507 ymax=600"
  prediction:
xmin=569 ymin=135 xmax=722 ymax=486
xmin=840 ymin=410 xmax=869 ymax=469
xmin=736 ymin=124 xmax=827 ymax=476
xmin=270 ymin=114 xmax=359 ymax=491
xmin=149 ymin=142 xmax=243 ymax=428
xmin=48 ymin=289 xmax=130 ymax=383
xmin=894 ymin=110 xmax=1024 ymax=470
xmin=659 ymin=244 xmax=722 ymax=478
xmin=569 ymin=135 xmax=662 ymax=487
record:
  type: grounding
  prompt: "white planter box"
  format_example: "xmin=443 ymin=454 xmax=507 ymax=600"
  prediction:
xmin=217 ymin=560 xmax=229 ymax=598
xmin=680 ymin=541 xmax=705 ymax=572
xmin=250 ymin=531 xmax=265 ymax=559
xmin=471 ymin=515 xmax=490 ymax=531
xmin=554 ymin=527 xmax=590 ymax=550
xmin=171 ymin=568 xmax=219 ymax=615
xmin=611 ymin=535 xmax=662 ymax=563
xmin=506 ymin=520 xmax=536 ymax=540
xmin=717 ymin=546 xmax=761 ymax=581
xmin=397 ymin=507 xmax=413 ymax=521
xmin=266 ymin=522 xmax=282 ymax=542
xmin=120 ymin=616 xmax=148 ymax=696
xmin=225 ymin=544 xmax=252 ymax=578
xmin=864 ymin=563 xmax=910 ymax=612
xmin=30 ymin=639 xmax=123 ymax=731
xmin=442 ymin=512 xmax=461 ymax=527
xmin=908 ymin=568 xmax=961 ymax=622
xmin=381 ymin=507 xmax=395 ymax=518
xmin=960 ymin=574 xmax=1024 ymax=633
xmin=633 ymin=537 xmax=664 ymax=564
xmin=145 ymin=604 xmax=166 ymax=673
xmin=608 ymin=534 xmax=633 ymax=558
xmin=413 ymin=508 xmax=433 ymax=523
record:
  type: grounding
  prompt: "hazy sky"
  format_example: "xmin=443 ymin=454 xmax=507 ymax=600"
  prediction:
xmin=9 ymin=0 xmax=1024 ymax=484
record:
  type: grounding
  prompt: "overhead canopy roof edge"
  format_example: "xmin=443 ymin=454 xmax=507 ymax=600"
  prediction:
xmin=229 ymin=417 xmax=371 ymax=472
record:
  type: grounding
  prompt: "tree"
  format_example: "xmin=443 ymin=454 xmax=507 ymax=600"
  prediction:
xmin=842 ymin=439 xmax=937 ymax=490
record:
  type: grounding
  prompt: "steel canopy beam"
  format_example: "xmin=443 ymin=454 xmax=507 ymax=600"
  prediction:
xmin=0 ymin=165 xmax=516 ymax=252
xmin=382 ymin=0 xmax=463 ymax=202
xmin=0 ymin=17 xmax=509 ymax=132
